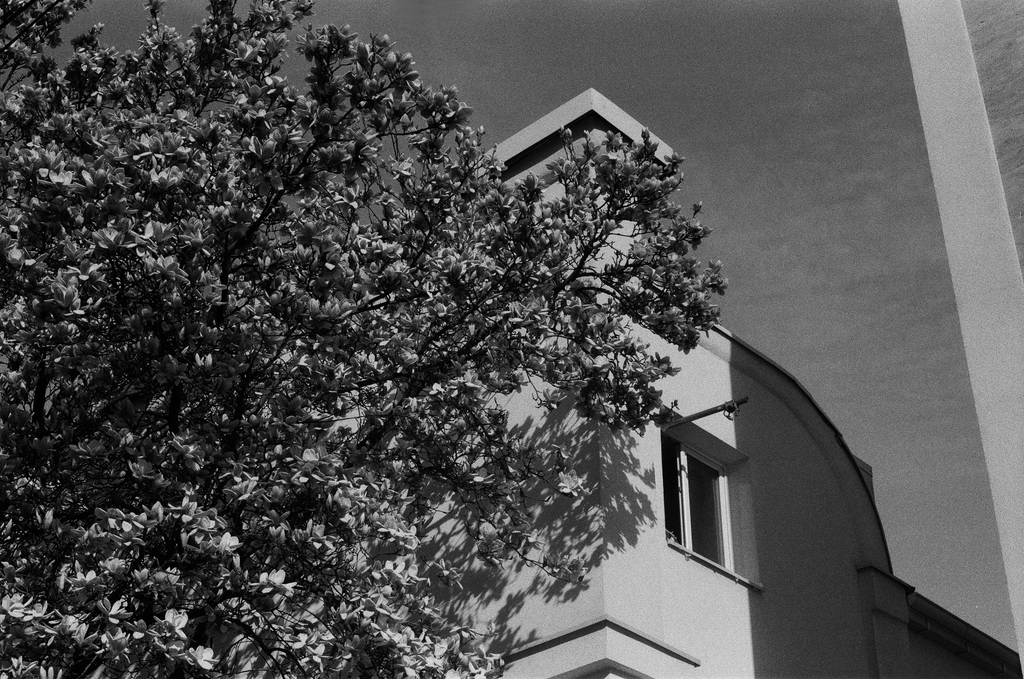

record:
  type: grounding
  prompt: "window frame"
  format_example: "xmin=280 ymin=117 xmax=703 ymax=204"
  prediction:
xmin=662 ymin=433 xmax=736 ymax=572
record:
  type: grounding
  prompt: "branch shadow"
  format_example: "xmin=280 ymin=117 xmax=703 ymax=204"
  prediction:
xmin=428 ymin=396 xmax=658 ymax=657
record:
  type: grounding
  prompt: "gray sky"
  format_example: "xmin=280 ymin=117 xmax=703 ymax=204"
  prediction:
xmin=74 ymin=0 xmax=1016 ymax=649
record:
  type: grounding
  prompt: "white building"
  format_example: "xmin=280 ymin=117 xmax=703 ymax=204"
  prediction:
xmin=442 ymin=87 xmax=1023 ymax=679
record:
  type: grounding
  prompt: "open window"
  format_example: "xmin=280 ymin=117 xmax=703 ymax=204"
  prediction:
xmin=662 ymin=433 xmax=733 ymax=569
xmin=662 ymin=423 xmax=760 ymax=587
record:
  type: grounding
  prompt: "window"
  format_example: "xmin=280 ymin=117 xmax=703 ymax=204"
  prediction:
xmin=662 ymin=433 xmax=732 ymax=569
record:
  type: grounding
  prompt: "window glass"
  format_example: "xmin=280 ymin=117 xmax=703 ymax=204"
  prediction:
xmin=661 ymin=434 xmax=683 ymax=543
xmin=662 ymin=434 xmax=728 ymax=567
xmin=686 ymin=453 xmax=723 ymax=563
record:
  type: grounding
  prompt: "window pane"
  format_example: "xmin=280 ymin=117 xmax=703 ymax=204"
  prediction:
xmin=687 ymin=453 xmax=723 ymax=564
xmin=661 ymin=435 xmax=683 ymax=543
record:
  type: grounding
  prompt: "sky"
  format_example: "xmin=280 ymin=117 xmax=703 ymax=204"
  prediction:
xmin=72 ymin=0 xmax=1016 ymax=649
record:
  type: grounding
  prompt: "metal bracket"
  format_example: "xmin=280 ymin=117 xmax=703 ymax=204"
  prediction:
xmin=664 ymin=397 xmax=749 ymax=428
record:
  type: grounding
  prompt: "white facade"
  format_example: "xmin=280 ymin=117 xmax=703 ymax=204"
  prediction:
xmin=440 ymin=88 xmax=1022 ymax=679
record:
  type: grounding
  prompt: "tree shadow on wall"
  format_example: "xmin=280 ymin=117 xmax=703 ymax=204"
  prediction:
xmin=428 ymin=396 xmax=658 ymax=657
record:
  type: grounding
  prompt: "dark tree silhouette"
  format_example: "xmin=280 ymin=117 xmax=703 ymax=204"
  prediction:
xmin=0 ymin=1 xmax=725 ymax=676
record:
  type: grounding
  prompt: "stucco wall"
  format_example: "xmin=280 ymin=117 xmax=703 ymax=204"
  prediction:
xmin=428 ymin=396 xmax=609 ymax=654
xmin=908 ymin=632 xmax=998 ymax=679
xmin=650 ymin=330 xmax=888 ymax=677
xmin=440 ymin=325 xmax=1019 ymax=678
xmin=441 ymin=329 xmax=891 ymax=677
xmin=428 ymin=325 xmax=1018 ymax=677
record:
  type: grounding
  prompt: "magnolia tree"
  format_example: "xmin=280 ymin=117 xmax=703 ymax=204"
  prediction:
xmin=0 ymin=1 xmax=726 ymax=677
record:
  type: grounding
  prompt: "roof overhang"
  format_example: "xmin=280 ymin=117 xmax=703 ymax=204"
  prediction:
xmin=496 ymin=88 xmax=675 ymax=172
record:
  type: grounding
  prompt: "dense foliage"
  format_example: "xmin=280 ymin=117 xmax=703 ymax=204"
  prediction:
xmin=0 ymin=1 xmax=726 ymax=677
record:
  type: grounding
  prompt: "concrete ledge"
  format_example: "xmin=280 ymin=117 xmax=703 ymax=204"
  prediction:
xmin=667 ymin=539 xmax=764 ymax=592
xmin=504 ymin=615 xmax=700 ymax=679
xmin=858 ymin=565 xmax=914 ymax=623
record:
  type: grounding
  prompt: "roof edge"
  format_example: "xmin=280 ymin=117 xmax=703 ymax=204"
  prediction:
xmin=495 ymin=88 xmax=675 ymax=165
xmin=708 ymin=325 xmax=895 ymax=574
xmin=909 ymin=592 xmax=1021 ymax=674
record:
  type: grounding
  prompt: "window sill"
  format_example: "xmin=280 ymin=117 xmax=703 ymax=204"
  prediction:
xmin=667 ymin=539 xmax=764 ymax=592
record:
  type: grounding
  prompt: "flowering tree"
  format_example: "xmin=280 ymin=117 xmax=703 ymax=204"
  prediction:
xmin=0 ymin=1 xmax=726 ymax=677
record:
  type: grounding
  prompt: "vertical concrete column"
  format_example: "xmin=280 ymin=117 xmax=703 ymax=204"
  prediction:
xmin=597 ymin=425 xmax=667 ymax=637
xmin=898 ymin=0 xmax=1024 ymax=651
xmin=858 ymin=566 xmax=913 ymax=678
